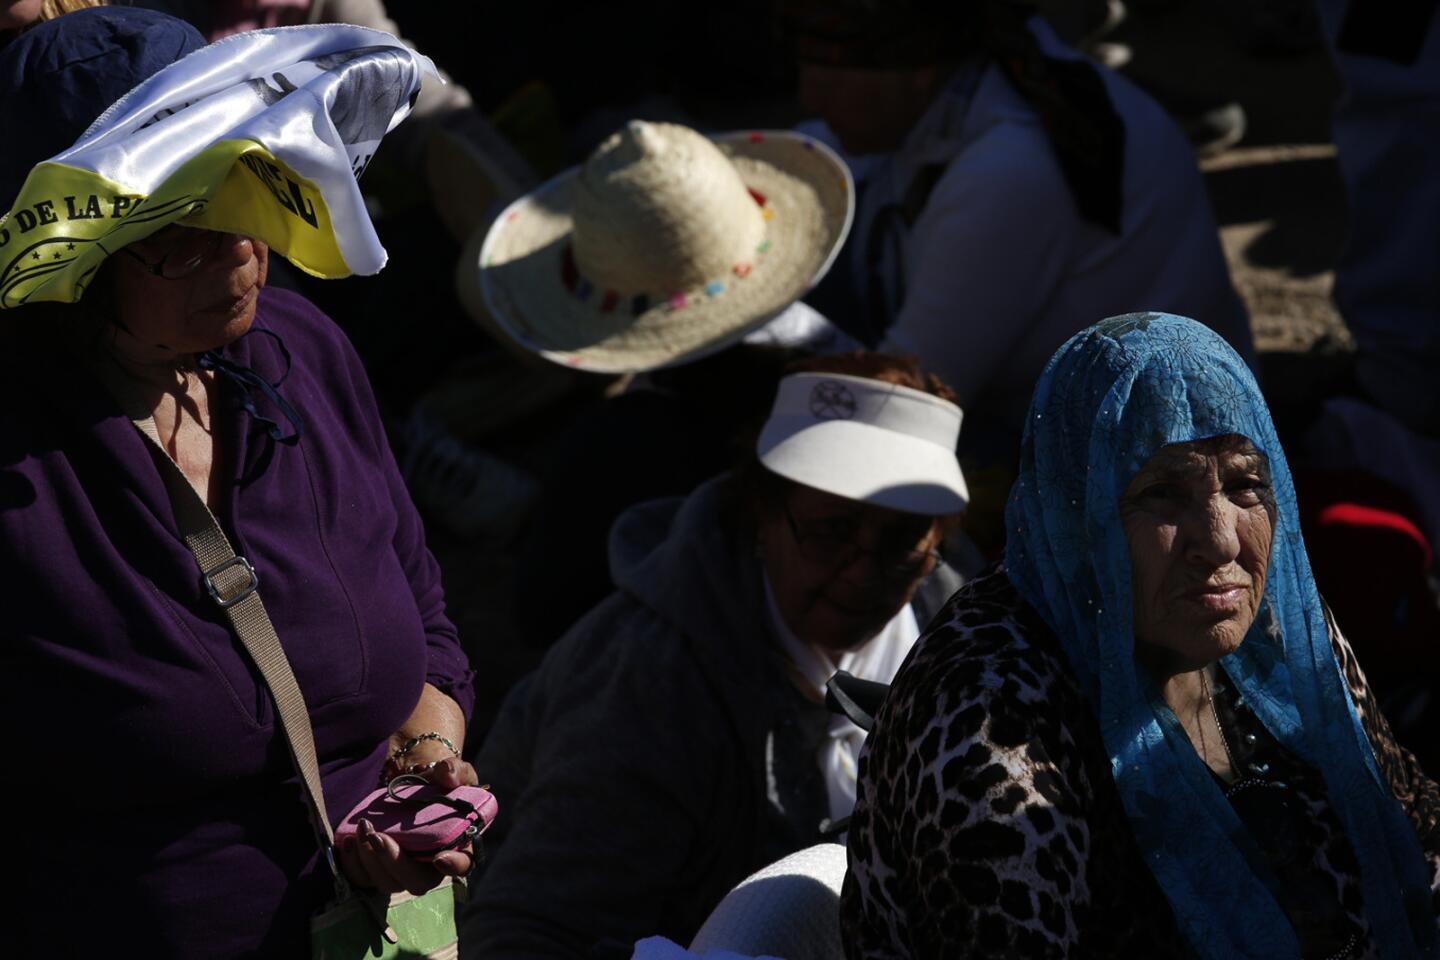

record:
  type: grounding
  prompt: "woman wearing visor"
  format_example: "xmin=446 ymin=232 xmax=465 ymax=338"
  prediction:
xmin=461 ymin=353 xmax=971 ymax=958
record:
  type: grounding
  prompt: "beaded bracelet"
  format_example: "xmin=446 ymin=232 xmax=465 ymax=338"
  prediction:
xmin=392 ymin=732 xmax=460 ymax=762
xmin=381 ymin=732 xmax=460 ymax=785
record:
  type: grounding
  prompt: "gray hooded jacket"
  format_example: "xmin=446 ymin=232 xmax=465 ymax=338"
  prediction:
xmin=461 ymin=476 xmax=959 ymax=959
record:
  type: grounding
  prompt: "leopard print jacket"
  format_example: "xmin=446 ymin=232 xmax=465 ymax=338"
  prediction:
xmin=841 ymin=567 xmax=1440 ymax=959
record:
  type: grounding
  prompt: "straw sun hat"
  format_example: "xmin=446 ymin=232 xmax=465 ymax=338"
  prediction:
xmin=470 ymin=120 xmax=853 ymax=373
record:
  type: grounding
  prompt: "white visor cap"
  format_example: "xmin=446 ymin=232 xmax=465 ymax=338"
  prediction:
xmin=757 ymin=372 xmax=969 ymax=515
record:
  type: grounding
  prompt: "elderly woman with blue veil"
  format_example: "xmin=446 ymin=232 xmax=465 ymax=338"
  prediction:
xmin=842 ymin=313 xmax=1439 ymax=958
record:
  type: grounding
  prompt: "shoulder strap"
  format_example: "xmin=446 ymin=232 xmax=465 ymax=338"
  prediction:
xmin=106 ymin=373 xmax=344 ymax=890
xmin=824 ymin=669 xmax=889 ymax=734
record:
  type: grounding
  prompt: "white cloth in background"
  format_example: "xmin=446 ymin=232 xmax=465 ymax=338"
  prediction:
xmin=807 ymin=19 xmax=1252 ymax=454
xmin=626 ymin=301 xmax=860 ymax=394
xmin=743 ymin=300 xmax=864 ymax=354
xmin=762 ymin=573 xmax=919 ymax=822
xmin=688 ymin=843 xmax=849 ymax=960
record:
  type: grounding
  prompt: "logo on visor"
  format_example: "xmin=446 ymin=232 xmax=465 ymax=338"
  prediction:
xmin=809 ymin=380 xmax=857 ymax=420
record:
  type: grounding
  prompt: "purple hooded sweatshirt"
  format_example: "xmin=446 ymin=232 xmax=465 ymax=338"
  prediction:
xmin=0 ymin=287 xmax=474 ymax=958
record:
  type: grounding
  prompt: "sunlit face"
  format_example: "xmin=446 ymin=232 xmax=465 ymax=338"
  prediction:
xmin=758 ymin=483 xmax=943 ymax=653
xmin=796 ymin=61 xmax=950 ymax=155
xmin=1120 ymin=435 xmax=1275 ymax=673
xmin=109 ymin=227 xmax=269 ymax=355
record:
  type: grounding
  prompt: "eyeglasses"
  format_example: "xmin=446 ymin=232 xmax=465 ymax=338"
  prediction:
xmin=782 ymin=500 xmax=940 ymax=584
xmin=118 ymin=225 xmax=227 ymax=279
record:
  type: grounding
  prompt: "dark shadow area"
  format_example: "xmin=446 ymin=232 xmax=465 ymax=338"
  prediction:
xmin=1205 ymin=155 xmax=1348 ymax=276
xmin=1110 ymin=0 xmax=1341 ymax=150
xmin=276 ymin=203 xmax=492 ymax=411
xmin=0 ymin=468 xmax=35 ymax=512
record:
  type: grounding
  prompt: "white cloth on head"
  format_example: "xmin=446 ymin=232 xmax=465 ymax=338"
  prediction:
xmin=0 ymin=23 xmax=437 ymax=308
xmin=762 ymin=572 xmax=918 ymax=823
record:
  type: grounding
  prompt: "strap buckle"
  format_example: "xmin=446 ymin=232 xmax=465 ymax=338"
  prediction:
xmin=203 ymin=555 xmax=259 ymax=608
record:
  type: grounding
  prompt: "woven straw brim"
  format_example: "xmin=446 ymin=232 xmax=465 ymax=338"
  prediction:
xmin=474 ymin=131 xmax=854 ymax=373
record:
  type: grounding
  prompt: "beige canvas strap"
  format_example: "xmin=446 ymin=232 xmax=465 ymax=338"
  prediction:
xmin=131 ymin=412 xmax=337 ymax=836
xmin=101 ymin=367 xmax=342 ymax=884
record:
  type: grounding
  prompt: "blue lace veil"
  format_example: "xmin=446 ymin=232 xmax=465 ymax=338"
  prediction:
xmin=1003 ymin=313 xmax=1435 ymax=957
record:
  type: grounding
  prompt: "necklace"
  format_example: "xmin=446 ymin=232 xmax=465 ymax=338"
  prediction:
xmin=1199 ymin=666 xmax=1238 ymax=777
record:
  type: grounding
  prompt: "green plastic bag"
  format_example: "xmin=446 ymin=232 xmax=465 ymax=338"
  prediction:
xmin=311 ymin=877 xmax=465 ymax=960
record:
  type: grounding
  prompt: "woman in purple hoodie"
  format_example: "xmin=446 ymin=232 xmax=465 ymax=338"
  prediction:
xmin=0 ymin=9 xmax=476 ymax=957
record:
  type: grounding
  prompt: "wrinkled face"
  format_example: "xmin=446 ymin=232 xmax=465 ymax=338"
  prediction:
xmin=796 ymin=61 xmax=949 ymax=155
xmin=759 ymin=482 xmax=943 ymax=652
xmin=110 ymin=226 xmax=269 ymax=355
xmin=1121 ymin=435 xmax=1275 ymax=673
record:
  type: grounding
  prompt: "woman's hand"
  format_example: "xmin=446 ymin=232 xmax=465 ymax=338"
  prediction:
xmin=381 ymin=683 xmax=469 ymax=782
xmin=336 ymin=756 xmax=481 ymax=895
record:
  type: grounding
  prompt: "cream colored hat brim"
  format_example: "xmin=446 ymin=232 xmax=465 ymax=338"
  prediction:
xmin=470 ymin=130 xmax=854 ymax=373
xmin=760 ymin=418 xmax=970 ymax=515
xmin=757 ymin=372 xmax=969 ymax=515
